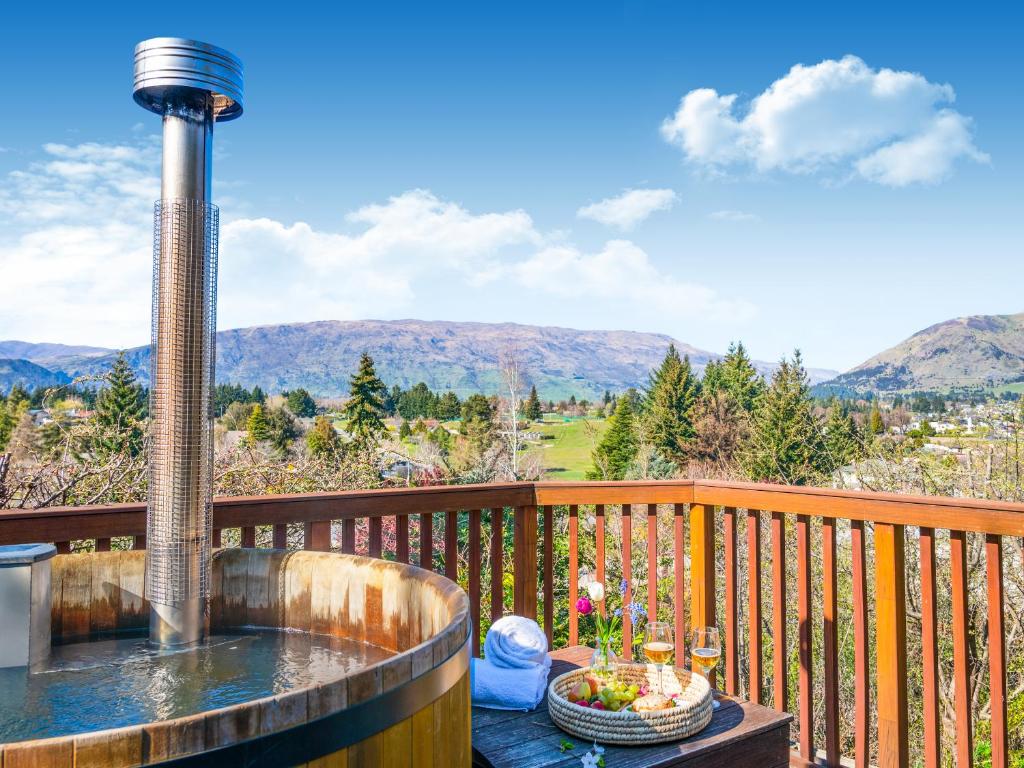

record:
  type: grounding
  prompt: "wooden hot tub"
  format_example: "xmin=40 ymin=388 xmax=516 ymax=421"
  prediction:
xmin=0 ymin=548 xmax=471 ymax=767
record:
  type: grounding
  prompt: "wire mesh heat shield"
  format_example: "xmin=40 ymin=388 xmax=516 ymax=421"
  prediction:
xmin=146 ymin=199 xmax=219 ymax=610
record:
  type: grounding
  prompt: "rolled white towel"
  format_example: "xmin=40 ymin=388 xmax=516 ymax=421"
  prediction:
xmin=470 ymin=657 xmax=548 ymax=711
xmin=484 ymin=615 xmax=551 ymax=670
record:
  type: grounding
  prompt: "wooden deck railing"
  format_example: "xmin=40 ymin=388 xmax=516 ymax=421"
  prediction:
xmin=2 ymin=479 xmax=1020 ymax=768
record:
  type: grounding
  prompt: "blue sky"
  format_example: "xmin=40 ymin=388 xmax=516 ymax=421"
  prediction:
xmin=1 ymin=2 xmax=1021 ymax=372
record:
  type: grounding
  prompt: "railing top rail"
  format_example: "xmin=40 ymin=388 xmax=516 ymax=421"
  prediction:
xmin=692 ymin=479 xmax=1024 ymax=536
xmin=2 ymin=478 xmax=1022 ymax=543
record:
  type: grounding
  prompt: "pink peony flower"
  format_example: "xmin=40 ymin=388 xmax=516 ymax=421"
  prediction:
xmin=576 ymin=596 xmax=593 ymax=616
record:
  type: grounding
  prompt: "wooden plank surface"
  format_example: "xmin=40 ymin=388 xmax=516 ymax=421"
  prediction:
xmin=919 ymin=527 xmax=940 ymax=768
xmin=543 ymin=505 xmax=553 ymax=651
xmin=622 ymin=504 xmax=634 ymax=661
xmin=949 ymin=529 xmax=973 ymax=767
xmin=471 ymin=645 xmax=791 ymax=768
xmin=875 ymin=522 xmax=908 ymax=768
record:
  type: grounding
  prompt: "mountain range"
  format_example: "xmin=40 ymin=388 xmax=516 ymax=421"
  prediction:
xmin=824 ymin=312 xmax=1024 ymax=393
xmin=0 ymin=319 xmax=838 ymax=400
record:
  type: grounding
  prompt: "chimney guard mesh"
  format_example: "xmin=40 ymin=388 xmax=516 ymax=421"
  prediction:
xmin=145 ymin=198 xmax=219 ymax=608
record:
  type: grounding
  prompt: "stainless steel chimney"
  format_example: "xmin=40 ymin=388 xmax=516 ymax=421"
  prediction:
xmin=133 ymin=38 xmax=243 ymax=646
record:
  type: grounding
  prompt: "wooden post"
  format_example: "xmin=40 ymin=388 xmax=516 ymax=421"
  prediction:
xmin=304 ymin=520 xmax=331 ymax=552
xmin=568 ymin=505 xmax=579 ymax=646
xmin=723 ymin=506 xmax=738 ymax=696
xmin=771 ymin=512 xmax=787 ymax=713
xmin=673 ymin=504 xmax=686 ymax=663
xmin=513 ymin=505 xmax=538 ymax=620
xmin=920 ymin=527 xmax=941 ymax=768
xmin=689 ymin=503 xmax=715 ymax=685
xmin=747 ymin=510 xmax=762 ymax=705
xmin=468 ymin=510 xmax=482 ymax=657
xmin=985 ymin=534 xmax=1007 ymax=768
xmin=874 ymin=522 xmax=908 ymax=768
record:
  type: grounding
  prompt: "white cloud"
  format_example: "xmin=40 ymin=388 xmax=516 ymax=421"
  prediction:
xmin=661 ymin=55 xmax=988 ymax=186
xmin=577 ymin=188 xmax=678 ymax=230
xmin=492 ymin=239 xmax=755 ymax=324
xmin=708 ymin=210 xmax=760 ymax=222
xmin=0 ymin=140 xmax=752 ymax=347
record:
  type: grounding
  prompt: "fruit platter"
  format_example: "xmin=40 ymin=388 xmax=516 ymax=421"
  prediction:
xmin=547 ymin=663 xmax=714 ymax=745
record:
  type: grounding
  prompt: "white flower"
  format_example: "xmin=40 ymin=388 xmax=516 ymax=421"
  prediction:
xmin=580 ymin=753 xmax=599 ymax=768
xmin=586 ymin=581 xmax=605 ymax=602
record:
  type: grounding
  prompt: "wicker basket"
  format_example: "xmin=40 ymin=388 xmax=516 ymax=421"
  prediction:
xmin=548 ymin=663 xmax=713 ymax=745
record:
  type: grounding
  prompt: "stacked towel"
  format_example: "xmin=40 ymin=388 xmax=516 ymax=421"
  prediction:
xmin=471 ymin=616 xmax=551 ymax=711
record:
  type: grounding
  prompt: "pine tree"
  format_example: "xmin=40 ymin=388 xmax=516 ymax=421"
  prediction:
xmin=588 ymin=395 xmax=638 ymax=480
xmin=343 ymin=353 xmax=388 ymax=443
xmin=823 ymin=401 xmax=860 ymax=470
xmin=250 ymin=386 xmax=266 ymax=405
xmin=645 ymin=345 xmax=700 ymax=465
xmin=869 ymin=406 xmax=885 ymax=435
xmin=246 ymin=403 xmax=271 ymax=443
xmin=306 ymin=415 xmax=340 ymax=456
xmin=93 ymin=352 xmax=146 ymax=457
xmin=701 ymin=359 xmax=724 ymax=396
xmin=525 ymin=386 xmax=542 ymax=421
xmin=719 ymin=342 xmax=764 ymax=413
xmin=741 ymin=351 xmax=827 ymax=485
xmin=286 ymin=388 xmax=317 ymax=418
xmin=399 ymin=419 xmax=412 ymax=440
xmin=603 ymin=390 xmax=611 ymax=406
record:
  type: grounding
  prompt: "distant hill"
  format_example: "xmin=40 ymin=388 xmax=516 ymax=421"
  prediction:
xmin=0 ymin=358 xmax=70 ymax=394
xmin=823 ymin=312 xmax=1024 ymax=393
xmin=0 ymin=341 xmax=111 ymax=370
xmin=2 ymin=320 xmax=838 ymax=400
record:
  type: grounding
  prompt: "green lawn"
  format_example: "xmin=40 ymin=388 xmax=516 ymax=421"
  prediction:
xmin=530 ymin=417 xmax=608 ymax=480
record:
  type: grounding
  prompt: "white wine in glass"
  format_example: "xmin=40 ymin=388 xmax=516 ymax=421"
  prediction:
xmin=690 ymin=626 xmax=721 ymax=709
xmin=642 ymin=621 xmax=674 ymax=695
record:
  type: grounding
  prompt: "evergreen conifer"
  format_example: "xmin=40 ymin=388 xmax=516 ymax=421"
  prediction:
xmin=342 ymin=353 xmax=388 ymax=443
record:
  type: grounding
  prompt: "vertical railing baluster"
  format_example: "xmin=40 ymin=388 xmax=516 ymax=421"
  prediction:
xmin=342 ymin=518 xmax=356 ymax=554
xmin=56 ymin=541 xmax=71 ymax=554
xmin=568 ymin=504 xmax=579 ymax=646
xmin=796 ymin=514 xmax=814 ymax=760
xmin=920 ymin=527 xmax=941 ymax=768
xmin=985 ymin=534 xmax=1008 ymax=768
xmin=211 ymin=529 xmax=222 ymax=548
xmin=543 ymin=505 xmax=553 ymax=650
xmin=822 ymin=518 xmax=840 ymax=766
xmin=770 ymin=511 xmax=787 ymax=712
xmin=95 ymin=537 xmax=111 ymax=552
xmin=133 ymin=534 xmax=146 ymax=550
xmin=747 ymin=510 xmax=762 ymax=705
xmin=396 ymin=515 xmax=409 ymax=564
xmin=241 ymin=526 xmax=256 ymax=548
xmin=723 ymin=506 xmax=738 ymax=695
xmin=673 ymin=503 xmax=686 ymax=663
xmin=468 ymin=509 xmax=482 ymax=657
xmin=444 ymin=510 xmax=458 ymax=580
xmin=875 ymin=522 xmax=909 ymax=768
xmin=303 ymin=520 xmax=330 ymax=551
xmin=851 ymin=520 xmax=870 ymax=768
xmin=646 ymin=503 xmax=658 ymax=622
xmin=690 ymin=503 xmax=715 ymax=685
xmin=595 ymin=504 xmax=606 ymax=615
xmin=272 ymin=523 xmax=287 ymax=549
xmin=419 ymin=512 xmax=433 ymax=570
xmin=950 ymin=529 xmax=973 ymax=767
xmin=490 ymin=508 xmax=504 ymax=621
xmin=622 ymin=504 xmax=633 ymax=661
xmin=513 ymin=505 xmax=538 ymax=620
xmin=369 ymin=516 xmax=383 ymax=559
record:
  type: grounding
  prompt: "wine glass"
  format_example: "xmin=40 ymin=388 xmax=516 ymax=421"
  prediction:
xmin=690 ymin=626 xmax=721 ymax=709
xmin=642 ymin=621 xmax=674 ymax=695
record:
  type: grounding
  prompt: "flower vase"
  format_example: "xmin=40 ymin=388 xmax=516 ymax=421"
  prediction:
xmin=590 ymin=639 xmax=618 ymax=685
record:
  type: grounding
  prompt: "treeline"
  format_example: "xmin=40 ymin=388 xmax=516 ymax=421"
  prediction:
xmin=589 ymin=343 xmax=864 ymax=485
